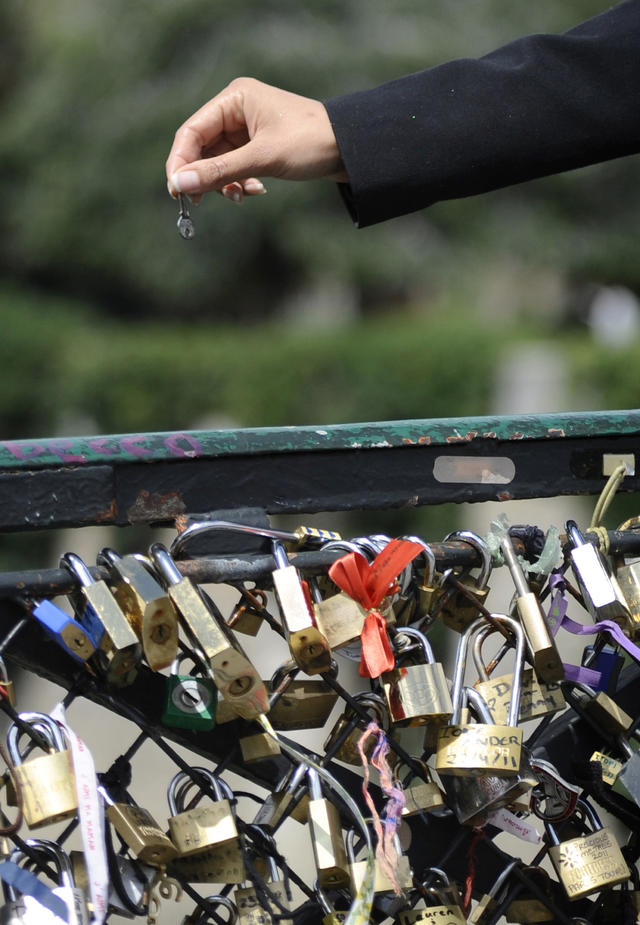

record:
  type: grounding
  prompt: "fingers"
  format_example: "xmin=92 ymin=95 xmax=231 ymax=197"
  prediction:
xmin=168 ymin=140 xmax=269 ymax=197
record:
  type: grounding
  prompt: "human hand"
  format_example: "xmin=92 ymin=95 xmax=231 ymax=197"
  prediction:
xmin=166 ymin=77 xmax=347 ymax=205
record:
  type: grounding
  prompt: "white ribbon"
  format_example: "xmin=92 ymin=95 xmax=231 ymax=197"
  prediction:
xmin=51 ymin=703 xmax=109 ymax=924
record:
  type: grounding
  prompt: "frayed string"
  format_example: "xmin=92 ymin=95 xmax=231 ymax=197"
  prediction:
xmin=356 ymin=721 xmax=406 ymax=895
xmin=462 ymin=827 xmax=485 ymax=917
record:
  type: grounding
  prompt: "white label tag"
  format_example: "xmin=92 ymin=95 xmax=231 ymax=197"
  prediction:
xmin=487 ymin=807 xmax=542 ymax=844
xmin=51 ymin=703 xmax=109 ymax=925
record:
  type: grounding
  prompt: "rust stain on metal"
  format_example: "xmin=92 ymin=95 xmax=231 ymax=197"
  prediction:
xmin=548 ymin=428 xmax=566 ymax=438
xmin=482 ymin=432 xmax=497 ymax=439
xmin=96 ymin=498 xmax=118 ymax=523
xmin=509 ymin=432 xmax=525 ymax=440
xmin=127 ymin=489 xmax=186 ymax=523
xmin=497 ymin=491 xmax=513 ymax=501
xmin=446 ymin=430 xmax=479 ymax=444
xmin=402 ymin=435 xmax=432 ymax=445
xmin=174 ymin=513 xmax=189 ymax=533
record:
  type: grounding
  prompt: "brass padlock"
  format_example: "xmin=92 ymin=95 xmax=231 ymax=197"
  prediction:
xmin=267 ymin=659 xmax=338 ymax=731
xmin=98 ymin=547 xmax=178 ymax=671
xmin=168 ymin=773 xmax=246 ymax=884
xmin=382 ymin=627 xmax=452 ymax=726
xmin=101 ymin=786 xmax=177 ymax=868
xmin=61 ymin=551 xmax=142 ymax=687
xmin=252 ymin=764 xmax=310 ymax=829
xmin=235 ymin=853 xmax=292 ymax=925
xmin=346 ymin=828 xmax=413 ymax=898
xmin=168 ymin=767 xmax=240 ymax=858
xmin=239 ymin=727 xmax=282 ymax=764
xmin=472 ymin=623 xmax=565 ymax=724
xmin=307 ymin=767 xmax=350 ymax=889
xmin=500 ymin=531 xmax=564 ymax=682
xmin=439 ymin=686 xmax=536 ymax=826
xmin=323 ymin=692 xmax=388 ymax=765
xmin=315 ymin=880 xmax=347 ymax=924
xmin=436 ymin=614 xmax=524 ymax=778
xmin=568 ymin=681 xmax=632 ymax=738
xmin=397 ymin=759 xmax=445 ymax=816
xmin=613 ymin=523 xmax=640 ymax=638
xmin=468 ymin=859 xmax=517 ymax=924
xmin=6 ymin=711 xmax=78 ymax=829
xmin=150 ymin=543 xmax=269 ymax=720
xmin=546 ymin=799 xmax=630 ymax=900
xmin=227 ymin=587 xmax=268 ymax=636
xmin=505 ymin=866 xmax=555 ymax=922
xmin=271 ymin=540 xmax=332 ymax=675
xmin=410 ymin=539 xmax=446 ymax=624
xmin=399 ymin=868 xmax=466 ymax=924
xmin=440 ymin=531 xmax=492 ymax=633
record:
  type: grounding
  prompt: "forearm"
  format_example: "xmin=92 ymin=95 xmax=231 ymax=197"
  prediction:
xmin=324 ymin=0 xmax=640 ymax=227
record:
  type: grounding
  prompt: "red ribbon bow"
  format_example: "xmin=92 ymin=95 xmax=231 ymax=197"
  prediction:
xmin=328 ymin=538 xmax=425 ymax=678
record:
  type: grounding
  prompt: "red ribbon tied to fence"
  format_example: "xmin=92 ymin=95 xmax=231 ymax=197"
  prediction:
xmin=328 ymin=538 xmax=425 ymax=678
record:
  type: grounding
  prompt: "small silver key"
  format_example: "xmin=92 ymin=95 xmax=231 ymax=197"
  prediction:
xmin=177 ymin=193 xmax=195 ymax=240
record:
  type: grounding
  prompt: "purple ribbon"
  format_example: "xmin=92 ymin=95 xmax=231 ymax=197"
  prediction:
xmin=546 ymin=572 xmax=603 ymax=687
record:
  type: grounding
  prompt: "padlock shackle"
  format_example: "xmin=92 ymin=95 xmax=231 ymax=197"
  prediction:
xmin=471 ymin=622 xmax=511 ymax=683
xmin=149 ymin=542 xmax=183 ymax=586
xmin=24 ymin=837 xmax=75 ymax=892
xmin=464 ymin=686 xmax=494 ymax=724
xmin=60 ymin=551 xmax=94 ymax=588
xmin=271 ymin=540 xmax=291 ymax=571
xmin=444 ymin=530 xmax=492 ymax=585
xmin=566 ymin=520 xmax=585 ymax=548
xmin=450 ymin=617 xmax=488 ymax=723
xmin=7 ymin=711 xmax=66 ymax=765
xmin=169 ymin=519 xmax=305 ymax=560
xmin=97 ymin=546 xmax=121 ymax=568
xmin=393 ymin=626 xmax=435 ymax=666
xmin=168 ymin=766 xmax=226 ymax=815
xmin=307 ymin=766 xmax=323 ymax=801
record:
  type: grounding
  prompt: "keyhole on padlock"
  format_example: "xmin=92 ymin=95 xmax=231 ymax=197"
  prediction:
xmin=228 ymin=675 xmax=252 ymax=696
xmin=151 ymin=621 xmax=171 ymax=644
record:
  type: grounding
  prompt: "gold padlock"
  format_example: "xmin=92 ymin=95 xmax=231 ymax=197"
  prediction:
xmin=436 ymin=615 xmax=524 ymax=778
xmin=167 ymin=768 xmax=240 ymax=859
xmin=150 ymin=543 xmax=269 ymax=721
xmin=227 ymin=587 xmax=268 ymax=636
xmin=98 ymin=547 xmax=178 ymax=671
xmin=267 ymin=659 xmax=339 ymax=731
xmin=252 ymin=764 xmax=310 ymax=830
xmin=439 ymin=532 xmax=492 ymax=633
xmin=6 ymin=712 xmax=77 ymax=829
xmin=61 ymin=551 xmax=142 ymax=687
xmin=500 ymin=531 xmax=564 ymax=683
xmin=308 ymin=767 xmax=350 ymax=889
xmin=472 ymin=623 xmax=565 ymax=724
xmin=400 ymin=868 xmax=465 ymax=924
xmin=438 ymin=687 xmax=536 ymax=825
xmin=235 ymin=853 xmax=293 ymax=925
xmin=547 ymin=800 xmax=629 ymax=900
xmin=346 ymin=828 xmax=413 ymax=896
xmin=397 ymin=759 xmax=445 ymax=816
xmin=382 ymin=627 xmax=453 ymax=726
xmin=239 ymin=728 xmax=282 ymax=764
xmin=100 ymin=787 xmax=177 ymax=868
xmin=271 ymin=540 xmax=332 ymax=675
xmin=323 ymin=692 xmax=388 ymax=766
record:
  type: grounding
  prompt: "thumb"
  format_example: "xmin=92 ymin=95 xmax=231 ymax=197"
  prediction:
xmin=170 ymin=142 xmax=266 ymax=196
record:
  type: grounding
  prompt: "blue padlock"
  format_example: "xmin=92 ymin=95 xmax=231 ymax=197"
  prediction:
xmin=31 ymin=598 xmax=97 ymax=663
xmin=581 ymin=644 xmax=624 ymax=695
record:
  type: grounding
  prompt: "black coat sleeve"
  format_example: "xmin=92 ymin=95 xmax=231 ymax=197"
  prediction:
xmin=323 ymin=0 xmax=640 ymax=227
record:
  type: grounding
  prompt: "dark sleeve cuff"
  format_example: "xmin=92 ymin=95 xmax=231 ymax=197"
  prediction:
xmin=324 ymin=0 xmax=640 ymax=228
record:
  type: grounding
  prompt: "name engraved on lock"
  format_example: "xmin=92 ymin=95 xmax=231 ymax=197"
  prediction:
xmin=590 ymin=751 xmax=623 ymax=785
xmin=398 ymin=908 xmax=466 ymax=924
xmin=436 ymin=725 xmax=522 ymax=777
xmin=475 ymin=671 xmax=565 ymax=724
xmin=550 ymin=828 xmax=630 ymax=898
xmin=169 ymin=803 xmax=238 ymax=856
xmin=15 ymin=750 xmax=78 ymax=827
xmin=171 ymin=842 xmax=246 ymax=883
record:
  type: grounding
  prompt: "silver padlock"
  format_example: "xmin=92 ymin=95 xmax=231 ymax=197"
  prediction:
xmin=566 ymin=520 xmax=631 ymax=626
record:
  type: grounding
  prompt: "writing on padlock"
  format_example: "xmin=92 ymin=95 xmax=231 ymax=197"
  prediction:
xmin=6 ymin=712 xmax=78 ymax=829
xmin=436 ymin=614 xmax=525 ymax=777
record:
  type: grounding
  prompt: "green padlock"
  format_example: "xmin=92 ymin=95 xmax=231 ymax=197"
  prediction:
xmin=162 ymin=656 xmax=217 ymax=730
